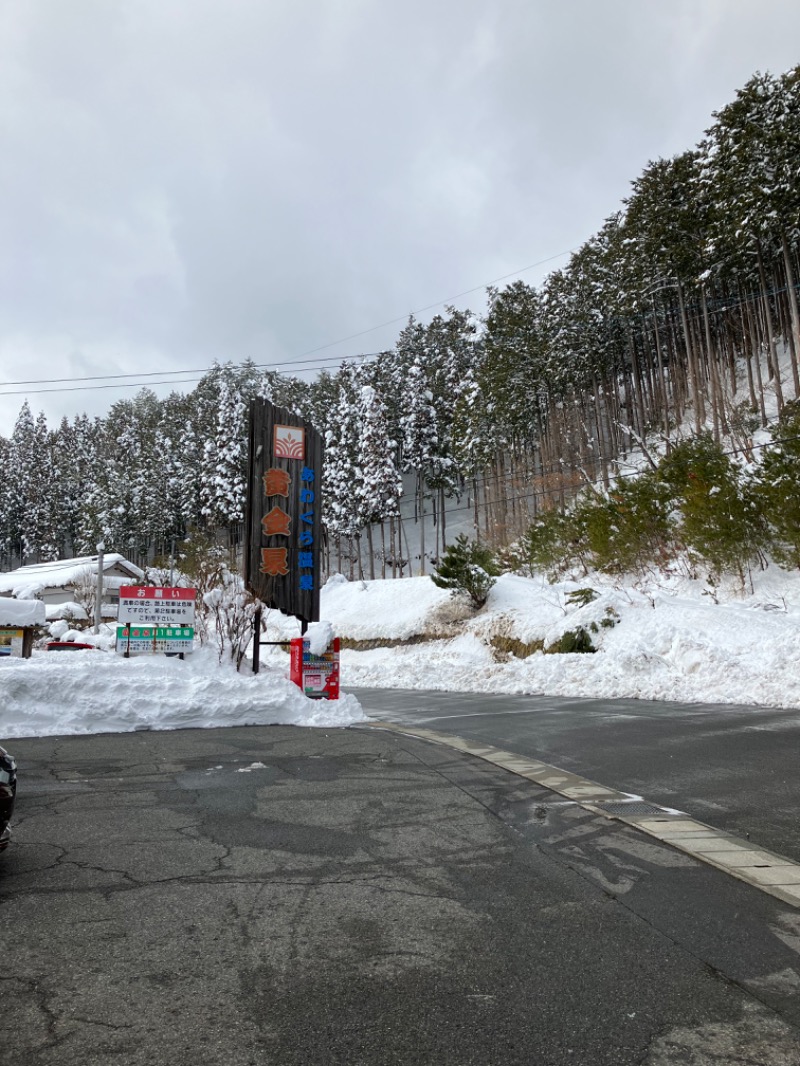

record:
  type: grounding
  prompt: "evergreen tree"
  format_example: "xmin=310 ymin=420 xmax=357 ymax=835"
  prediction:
xmin=0 ymin=434 xmax=12 ymax=565
xmin=357 ymin=383 xmax=403 ymax=525
xmin=322 ymin=363 xmax=362 ymax=539
xmin=577 ymin=473 xmax=673 ymax=576
xmin=6 ymin=402 xmax=38 ymax=561
xmin=658 ymin=434 xmax=764 ymax=582
xmin=483 ymin=280 xmax=546 ymax=446
xmin=431 ymin=534 xmax=499 ymax=608
xmin=423 ymin=308 xmax=477 ymax=493
xmin=178 ymin=419 xmax=205 ymax=534
xmin=200 ymin=377 xmax=247 ymax=531
xmin=30 ymin=411 xmax=59 ymax=560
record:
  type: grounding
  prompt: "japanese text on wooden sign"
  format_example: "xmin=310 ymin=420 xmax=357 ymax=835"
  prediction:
xmin=244 ymin=400 xmax=323 ymax=624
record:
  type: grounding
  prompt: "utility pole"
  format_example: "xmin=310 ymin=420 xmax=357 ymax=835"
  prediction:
xmin=94 ymin=542 xmax=105 ymax=635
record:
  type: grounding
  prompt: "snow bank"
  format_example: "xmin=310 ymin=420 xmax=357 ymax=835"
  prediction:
xmin=266 ymin=573 xmax=456 ymax=642
xmin=301 ymin=569 xmax=800 ymax=711
xmin=0 ymin=643 xmax=366 ymax=739
xmin=7 ymin=562 xmax=800 ymax=741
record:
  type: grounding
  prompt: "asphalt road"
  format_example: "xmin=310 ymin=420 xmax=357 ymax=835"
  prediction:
xmin=5 ymin=723 xmax=800 ymax=1064
xmin=357 ymin=688 xmax=800 ymax=864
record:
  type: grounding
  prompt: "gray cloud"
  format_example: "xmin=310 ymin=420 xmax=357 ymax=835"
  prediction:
xmin=1 ymin=0 xmax=799 ymax=432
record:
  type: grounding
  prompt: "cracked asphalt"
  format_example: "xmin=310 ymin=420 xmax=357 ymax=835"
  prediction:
xmin=4 ymin=724 xmax=800 ymax=1065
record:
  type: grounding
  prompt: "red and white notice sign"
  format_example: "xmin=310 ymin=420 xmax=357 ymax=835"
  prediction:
xmin=118 ymin=586 xmax=197 ymax=626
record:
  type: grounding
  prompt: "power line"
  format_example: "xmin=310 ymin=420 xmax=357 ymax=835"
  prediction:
xmin=0 ymin=352 xmax=390 ymax=398
xmin=262 ymin=247 xmax=576 ymax=359
xmin=0 ymin=265 xmax=790 ymax=401
xmin=0 ymin=247 xmax=576 ymax=395
xmin=0 ymin=353 xmax=380 ymax=396
xmin=0 ymin=349 xmax=380 ymax=390
xmin=1 ymin=249 xmax=795 ymax=401
xmin=394 ymin=417 xmax=797 ymax=525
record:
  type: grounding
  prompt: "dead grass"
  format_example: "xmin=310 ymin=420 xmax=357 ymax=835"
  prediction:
xmin=489 ymin=634 xmax=545 ymax=660
xmin=338 ymin=633 xmax=442 ymax=651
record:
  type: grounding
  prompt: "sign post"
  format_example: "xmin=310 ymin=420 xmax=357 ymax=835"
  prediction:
xmin=244 ymin=400 xmax=324 ymax=674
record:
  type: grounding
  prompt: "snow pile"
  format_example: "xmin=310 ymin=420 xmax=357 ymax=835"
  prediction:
xmin=264 ymin=569 xmax=800 ymax=711
xmin=305 ymin=619 xmax=335 ymax=656
xmin=266 ymin=574 xmax=456 ymax=642
xmin=0 ymin=643 xmax=366 ymax=739
xmin=6 ymin=563 xmax=800 ymax=742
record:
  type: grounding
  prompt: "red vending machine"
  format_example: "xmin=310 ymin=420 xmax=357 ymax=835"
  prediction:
xmin=290 ymin=638 xmax=340 ymax=700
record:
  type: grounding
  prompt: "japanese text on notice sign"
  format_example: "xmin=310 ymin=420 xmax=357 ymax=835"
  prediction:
xmin=116 ymin=626 xmax=195 ymax=654
xmin=118 ymin=587 xmax=196 ymax=626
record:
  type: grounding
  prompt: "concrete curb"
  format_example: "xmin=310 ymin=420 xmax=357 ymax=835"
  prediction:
xmin=365 ymin=719 xmax=800 ymax=909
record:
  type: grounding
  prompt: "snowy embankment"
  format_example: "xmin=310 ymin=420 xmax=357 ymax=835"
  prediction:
xmin=4 ymin=564 xmax=800 ymax=741
xmin=0 ymin=643 xmax=367 ymax=739
xmin=265 ymin=570 xmax=800 ymax=710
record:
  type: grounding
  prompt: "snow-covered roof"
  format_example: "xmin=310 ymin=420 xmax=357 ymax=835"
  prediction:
xmin=44 ymin=601 xmax=89 ymax=622
xmin=0 ymin=598 xmax=46 ymax=626
xmin=0 ymin=554 xmax=144 ymax=599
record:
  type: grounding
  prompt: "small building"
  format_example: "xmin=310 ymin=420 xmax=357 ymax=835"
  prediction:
xmin=0 ymin=554 xmax=145 ymax=617
xmin=0 ymin=597 xmax=46 ymax=658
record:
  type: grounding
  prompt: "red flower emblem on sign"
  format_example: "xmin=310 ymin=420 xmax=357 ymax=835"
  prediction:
xmin=274 ymin=424 xmax=305 ymax=460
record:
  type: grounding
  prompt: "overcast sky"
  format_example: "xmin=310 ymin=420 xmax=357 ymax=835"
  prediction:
xmin=1 ymin=0 xmax=799 ymax=435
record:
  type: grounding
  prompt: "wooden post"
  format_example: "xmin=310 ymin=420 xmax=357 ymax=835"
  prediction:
xmin=252 ymin=607 xmax=262 ymax=674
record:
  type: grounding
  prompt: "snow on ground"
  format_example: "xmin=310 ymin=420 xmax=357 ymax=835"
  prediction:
xmin=262 ymin=568 xmax=800 ymax=710
xmin=273 ymin=571 xmax=458 ymax=641
xmin=4 ymin=560 xmax=800 ymax=742
xmin=0 ymin=642 xmax=367 ymax=739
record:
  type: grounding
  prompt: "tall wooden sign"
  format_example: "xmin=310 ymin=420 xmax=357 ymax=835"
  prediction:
xmin=244 ymin=399 xmax=323 ymax=626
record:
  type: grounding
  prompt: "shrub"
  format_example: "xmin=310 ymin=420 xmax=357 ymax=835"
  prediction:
xmin=523 ymin=507 xmax=588 ymax=578
xmin=565 ymin=588 xmax=598 ymax=608
xmin=177 ymin=532 xmax=263 ymax=663
xmin=71 ymin=566 xmax=105 ymax=625
xmin=545 ymin=627 xmax=596 ymax=654
xmin=580 ymin=473 xmax=673 ymax=575
xmin=490 ymin=634 xmax=545 ymax=659
xmin=520 ymin=433 xmax=775 ymax=585
xmin=431 ymin=534 xmax=500 ymax=609
xmin=658 ymin=434 xmax=765 ymax=582
xmin=203 ymin=571 xmax=262 ymax=670
xmin=754 ymin=402 xmax=800 ymax=569
xmin=177 ymin=533 xmax=228 ymax=645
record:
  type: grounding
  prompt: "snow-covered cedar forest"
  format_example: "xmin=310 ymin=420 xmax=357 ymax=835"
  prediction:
xmin=2 ymin=66 xmax=800 ymax=585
